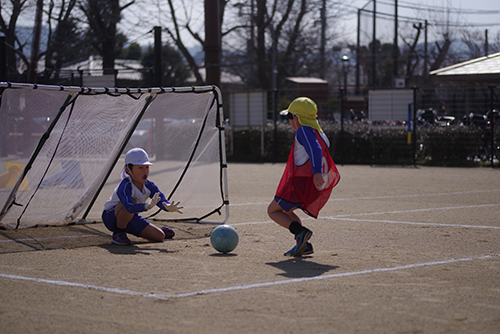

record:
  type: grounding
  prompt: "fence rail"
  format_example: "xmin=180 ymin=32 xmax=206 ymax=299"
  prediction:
xmin=226 ymin=85 xmax=499 ymax=167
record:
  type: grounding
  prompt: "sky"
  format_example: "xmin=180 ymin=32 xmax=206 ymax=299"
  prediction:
xmin=117 ymin=0 xmax=500 ymax=50
xmin=342 ymin=0 xmax=500 ymax=45
xmin=14 ymin=0 xmax=500 ymax=52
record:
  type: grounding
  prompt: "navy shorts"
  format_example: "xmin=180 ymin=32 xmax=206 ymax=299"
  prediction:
xmin=102 ymin=207 xmax=150 ymax=237
xmin=274 ymin=197 xmax=304 ymax=212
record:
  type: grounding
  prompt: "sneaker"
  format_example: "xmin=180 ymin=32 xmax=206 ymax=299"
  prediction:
xmin=112 ymin=232 xmax=132 ymax=245
xmin=284 ymin=242 xmax=313 ymax=257
xmin=303 ymin=242 xmax=314 ymax=256
xmin=161 ymin=226 xmax=175 ymax=239
xmin=293 ymin=228 xmax=312 ymax=257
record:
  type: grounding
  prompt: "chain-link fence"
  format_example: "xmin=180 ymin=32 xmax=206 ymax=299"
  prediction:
xmin=226 ymin=85 xmax=499 ymax=167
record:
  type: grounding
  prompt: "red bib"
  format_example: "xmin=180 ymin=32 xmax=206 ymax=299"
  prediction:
xmin=275 ymin=130 xmax=340 ymax=218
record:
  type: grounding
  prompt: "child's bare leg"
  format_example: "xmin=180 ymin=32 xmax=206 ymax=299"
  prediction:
xmin=287 ymin=210 xmax=302 ymax=224
xmin=139 ymin=224 xmax=165 ymax=242
xmin=115 ymin=203 xmax=165 ymax=242
xmin=114 ymin=202 xmax=133 ymax=229
xmin=267 ymin=200 xmax=301 ymax=229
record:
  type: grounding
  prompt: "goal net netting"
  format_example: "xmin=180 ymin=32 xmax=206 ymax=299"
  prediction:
xmin=0 ymin=83 xmax=229 ymax=229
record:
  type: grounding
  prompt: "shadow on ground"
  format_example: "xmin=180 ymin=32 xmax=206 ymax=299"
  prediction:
xmin=266 ymin=257 xmax=339 ymax=278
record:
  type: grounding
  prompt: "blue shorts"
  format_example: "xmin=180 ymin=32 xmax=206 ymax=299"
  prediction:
xmin=102 ymin=207 xmax=150 ymax=237
xmin=274 ymin=197 xmax=304 ymax=212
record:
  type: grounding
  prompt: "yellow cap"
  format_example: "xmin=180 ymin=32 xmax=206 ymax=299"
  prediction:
xmin=284 ymin=97 xmax=322 ymax=132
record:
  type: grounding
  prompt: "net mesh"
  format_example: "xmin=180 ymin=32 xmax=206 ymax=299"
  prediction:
xmin=0 ymin=85 xmax=227 ymax=229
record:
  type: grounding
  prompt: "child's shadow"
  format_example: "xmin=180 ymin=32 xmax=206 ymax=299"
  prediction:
xmin=266 ymin=257 xmax=339 ymax=278
xmin=99 ymin=243 xmax=173 ymax=255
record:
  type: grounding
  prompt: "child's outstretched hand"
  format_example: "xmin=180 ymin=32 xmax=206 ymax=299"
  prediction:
xmin=144 ymin=192 xmax=161 ymax=210
xmin=163 ymin=201 xmax=184 ymax=214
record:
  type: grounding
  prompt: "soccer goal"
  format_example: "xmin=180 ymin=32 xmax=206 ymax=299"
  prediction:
xmin=0 ymin=82 xmax=229 ymax=229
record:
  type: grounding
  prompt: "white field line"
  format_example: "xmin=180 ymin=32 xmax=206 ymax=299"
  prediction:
xmin=0 ymin=234 xmax=109 ymax=243
xmin=1 ymin=254 xmax=499 ymax=301
xmin=2 ymin=203 xmax=499 ymax=244
xmin=228 ymin=203 xmax=500 ymax=230
xmin=228 ymin=189 xmax=500 ymax=207
xmin=324 ymin=203 xmax=500 ymax=219
xmin=324 ymin=217 xmax=500 ymax=230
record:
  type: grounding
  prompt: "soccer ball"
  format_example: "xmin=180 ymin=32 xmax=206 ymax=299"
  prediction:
xmin=210 ymin=225 xmax=239 ymax=253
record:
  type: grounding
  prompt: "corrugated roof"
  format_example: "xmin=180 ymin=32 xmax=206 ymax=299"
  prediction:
xmin=430 ymin=52 xmax=500 ymax=76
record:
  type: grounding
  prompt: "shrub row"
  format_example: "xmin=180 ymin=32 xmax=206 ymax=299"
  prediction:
xmin=226 ymin=122 xmax=499 ymax=167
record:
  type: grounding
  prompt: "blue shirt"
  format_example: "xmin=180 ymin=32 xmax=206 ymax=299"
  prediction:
xmin=295 ymin=126 xmax=330 ymax=174
xmin=103 ymin=177 xmax=170 ymax=213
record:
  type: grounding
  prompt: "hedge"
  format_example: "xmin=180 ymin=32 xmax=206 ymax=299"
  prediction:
xmin=226 ymin=122 xmax=499 ymax=167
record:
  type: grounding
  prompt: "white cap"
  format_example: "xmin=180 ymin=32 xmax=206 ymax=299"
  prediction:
xmin=120 ymin=148 xmax=153 ymax=179
xmin=125 ymin=148 xmax=153 ymax=166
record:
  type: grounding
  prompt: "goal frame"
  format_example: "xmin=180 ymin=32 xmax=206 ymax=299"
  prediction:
xmin=0 ymin=82 xmax=229 ymax=228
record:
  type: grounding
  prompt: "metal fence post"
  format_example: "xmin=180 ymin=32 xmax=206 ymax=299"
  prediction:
xmin=340 ymin=88 xmax=345 ymax=165
xmin=413 ymin=86 xmax=418 ymax=166
xmin=490 ymin=85 xmax=496 ymax=168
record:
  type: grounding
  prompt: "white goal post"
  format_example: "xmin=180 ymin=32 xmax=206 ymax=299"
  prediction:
xmin=0 ymin=82 xmax=229 ymax=229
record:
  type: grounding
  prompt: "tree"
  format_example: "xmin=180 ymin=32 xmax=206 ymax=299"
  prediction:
xmin=222 ymin=0 xmax=337 ymax=89
xmin=120 ymin=41 xmax=142 ymax=60
xmin=43 ymin=0 xmax=93 ymax=82
xmin=78 ymin=0 xmax=134 ymax=74
xmin=400 ymin=22 xmax=423 ymax=79
xmin=141 ymin=43 xmax=189 ymax=86
xmin=0 ymin=0 xmax=31 ymax=76
xmin=162 ymin=0 xmax=205 ymax=85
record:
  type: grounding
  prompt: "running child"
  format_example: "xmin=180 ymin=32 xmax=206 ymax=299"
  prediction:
xmin=268 ymin=97 xmax=340 ymax=257
xmin=102 ymin=148 xmax=183 ymax=245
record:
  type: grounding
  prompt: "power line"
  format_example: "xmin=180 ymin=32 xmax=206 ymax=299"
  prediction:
xmin=393 ymin=0 xmax=500 ymax=15
xmin=372 ymin=0 xmax=500 ymax=14
xmin=359 ymin=8 xmax=500 ymax=29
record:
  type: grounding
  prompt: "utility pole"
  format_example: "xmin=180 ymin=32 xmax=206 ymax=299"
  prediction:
xmin=154 ymin=26 xmax=162 ymax=87
xmin=0 ymin=35 xmax=6 ymax=82
xmin=320 ymin=0 xmax=326 ymax=79
xmin=392 ymin=0 xmax=398 ymax=86
xmin=371 ymin=0 xmax=377 ymax=88
xmin=28 ymin=0 xmax=43 ymax=83
xmin=485 ymin=29 xmax=489 ymax=56
xmin=424 ymin=20 xmax=428 ymax=78
xmin=205 ymin=0 xmax=221 ymax=87
xmin=356 ymin=9 xmax=361 ymax=94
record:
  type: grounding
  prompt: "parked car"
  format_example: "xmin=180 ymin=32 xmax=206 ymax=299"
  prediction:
xmin=435 ymin=115 xmax=456 ymax=127
xmin=417 ymin=108 xmax=437 ymax=126
xmin=461 ymin=113 xmax=489 ymax=128
xmin=486 ymin=110 xmax=500 ymax=127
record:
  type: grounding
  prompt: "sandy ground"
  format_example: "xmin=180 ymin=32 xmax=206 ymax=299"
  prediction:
xmin=1 ymin=163 xmax=499 ymax=333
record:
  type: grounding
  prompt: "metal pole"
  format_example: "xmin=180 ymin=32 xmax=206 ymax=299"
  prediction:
xmin=154 ymin=26 xmax=162 ymax=87
xmin=205 ymin=0 xmax=221 ymax=87
xmin=0 ymin=35 xmax=6 ymax=82
xmin=393 ymin=0 xmax=398 ymax=85
xmin=485 ymin=29 xmax=489 ymax=56
xmin=340 ymin=88 xmax=344 ymax=165
xmin=356 ymin=9 xmax=361 ymax=94
xmin=320 ymin=0 xmax=326 ymax=79
xmin=413 ymin=86 xmax=417 ymax=166
xmin=371 ymin=0 xmax=377 ymax=88
xmin=28 ymin=0 xmax=44 ymax=83
xmin=271 ymin=24 xmax=277 ymax=163
xmin=424 ymin=20 xmax=428 ymax=79
xmin=490 ymin=86 xmax=495 ymax=167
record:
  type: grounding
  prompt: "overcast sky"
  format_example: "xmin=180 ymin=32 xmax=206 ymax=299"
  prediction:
xmin=343 ymin=0 xmax=500 ymax=43
xmin=16 ymin=0 xmax=500 ymax=52
xmin=119 ymin=0 xmax=500 ymax=49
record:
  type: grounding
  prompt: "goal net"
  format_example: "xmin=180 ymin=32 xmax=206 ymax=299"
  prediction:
xmin=0 ymin=83 xmax=229 ymax=229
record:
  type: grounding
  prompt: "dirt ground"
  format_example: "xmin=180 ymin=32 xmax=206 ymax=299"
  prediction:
xmin=1 ymin=163 xmax=499 ymax=333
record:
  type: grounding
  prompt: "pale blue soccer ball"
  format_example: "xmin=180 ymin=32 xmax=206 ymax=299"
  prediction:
xmin=210 ymin=225 xmax=239 ymax=253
